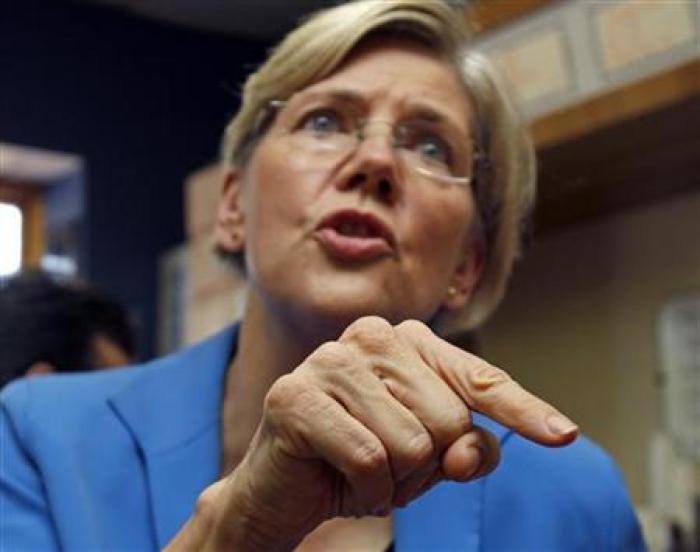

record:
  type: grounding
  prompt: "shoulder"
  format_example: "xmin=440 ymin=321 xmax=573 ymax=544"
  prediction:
xmin=1 ymin=325 xmax=238 ymax=456
xmin=499 ymin=431 xmax=623 ymax=490
xmin=482 ymin=431 xmax=646 ymax=550
xmin=1 ymin=361 xmax=150 ymax=453
xmin=1 ymin=325 xmax=237 ymax=430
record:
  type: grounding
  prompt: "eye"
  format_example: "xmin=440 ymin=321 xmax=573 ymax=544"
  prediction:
xmin=414 ymin=134 xmax=452 ymax=167
xmin=300 ymin=109 xmax=344 ymax=135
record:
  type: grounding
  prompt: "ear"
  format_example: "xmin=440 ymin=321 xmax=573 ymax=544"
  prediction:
xmin=26 ymin=361 xmax=55 ymax=378
xmin=442 ymin=239 xmax=485 ymax=312
xmin=214 ymin=169 xmax=246 ymax=254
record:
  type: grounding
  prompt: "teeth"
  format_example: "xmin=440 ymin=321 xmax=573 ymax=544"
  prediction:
xmin=337 ymin=221 xmax=374 ymax=237
xmin=339 ymin=222 xmax=355 ymax=235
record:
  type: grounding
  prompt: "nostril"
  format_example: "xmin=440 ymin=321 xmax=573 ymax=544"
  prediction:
xmin=347 ymin=173 xmax=367 ymax=190
xmin=378 ymin=179 xmax=392 ymax=196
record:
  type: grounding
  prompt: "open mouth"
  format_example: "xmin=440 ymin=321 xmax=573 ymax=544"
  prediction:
xmin=315 ymin=209 xmax=395 ymax=262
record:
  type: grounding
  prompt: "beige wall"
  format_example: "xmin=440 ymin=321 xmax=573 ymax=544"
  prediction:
xmin=478 ymin=190 xmax=700 ymax=504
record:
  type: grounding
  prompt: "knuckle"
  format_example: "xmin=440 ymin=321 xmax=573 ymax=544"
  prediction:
xmin=348 ymin=441 xmax=389 ymax=476
xmin=342 ymin=316 xmax=396 ymax=352
xmin=395 ymin=318 xmax=431 ymax=338
xmin=403 ymin=432 xmax=434 ymax=465
xmin=470 ymin=360 xmax=512 ymax=392
xmin=264 ymin=376 xmax=331 ymax=446
xmin=435 ymin=402 xmax=472 ymax=437
xmin=264 ymin=374 xmax=308 ymax=416
xmin=307 ymin=341 xmax=352 ymax=369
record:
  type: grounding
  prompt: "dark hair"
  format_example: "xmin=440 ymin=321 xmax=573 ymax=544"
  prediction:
xmin=0 ymin=271 xmax=136 ymax=387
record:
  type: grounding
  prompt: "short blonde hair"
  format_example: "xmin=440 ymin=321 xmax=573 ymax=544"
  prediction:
xmin=221 ymin=0 xmax=535 ymax=332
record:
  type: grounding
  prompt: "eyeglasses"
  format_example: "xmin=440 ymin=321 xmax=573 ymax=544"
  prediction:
xmin=262 ymin=99 xmax=478 ymax=188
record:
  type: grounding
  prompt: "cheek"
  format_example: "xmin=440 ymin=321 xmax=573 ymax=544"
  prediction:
xmin=404 ymin=190 xmax=475 ymax=264
xmin=245 ymin=140 xmax=334 ymax=220
xmin=244 ymin=148 xmax=307 ymax=240
xmin=241 ymin=143 xmax=327 ymax=272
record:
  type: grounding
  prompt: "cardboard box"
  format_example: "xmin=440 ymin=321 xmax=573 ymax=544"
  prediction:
xmin=185 ymin=284 xmax=247 ymax=345
xmin=184 ymin=233 xmax=247 ymax=344
xmin=184 ymin=164 xmax=224 ymax=238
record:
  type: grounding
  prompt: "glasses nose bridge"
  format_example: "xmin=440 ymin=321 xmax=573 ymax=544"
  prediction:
xmin=356 ymin=118 xmax=399 ymax=149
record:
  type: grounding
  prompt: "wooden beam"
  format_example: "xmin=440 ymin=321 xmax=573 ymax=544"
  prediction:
xmin=467 ymin=0 xmax=558 ymax=33
xmin=22 ymin=194 xmax=45 ymax=268
xmin=0 ymin=180 xmax=46 ymax=268
xmin=534 ymin=93 xmax=700 ymax=233
xmin=532 ymin=59 xmax=700 ymax=148
xmin=0 ymin=180 xmax=35 ymax=205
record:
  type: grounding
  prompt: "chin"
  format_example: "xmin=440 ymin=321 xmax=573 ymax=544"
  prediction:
xmin=292 ymin=280 xmax=437 ymax=332
xmin=257 ymin=255 xmax=437 ymax=333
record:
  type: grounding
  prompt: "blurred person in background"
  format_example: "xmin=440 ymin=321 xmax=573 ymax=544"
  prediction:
xmin=1 ymin=1 xmax=645 ymax=551
xmin=0 ymin=270 xmax=136 ymax=388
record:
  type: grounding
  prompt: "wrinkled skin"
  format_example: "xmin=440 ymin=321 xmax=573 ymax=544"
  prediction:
xmin=168 ymin=318 xmax=576 ymax=552
xmin=166 ymin=42 xmax=578 ymax=552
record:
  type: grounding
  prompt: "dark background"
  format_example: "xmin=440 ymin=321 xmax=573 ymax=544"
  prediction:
xmin=1 ymin=0 xmax=269 ymax=357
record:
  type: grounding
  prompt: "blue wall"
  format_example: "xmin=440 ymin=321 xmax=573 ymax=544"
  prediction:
xmin=1 ymin=0 xmax=267 ymax=357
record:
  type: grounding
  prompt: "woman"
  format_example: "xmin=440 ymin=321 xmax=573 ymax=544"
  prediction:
xmin=1 ymin=1 xmax=645 ymax=550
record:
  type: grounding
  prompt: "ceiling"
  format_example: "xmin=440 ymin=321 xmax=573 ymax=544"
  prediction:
xmin=78 ymin=0 xmax=352 ymax=39
xmin=74 ymin=0 xmax=699 ymax=235
xmin=78 ymin=0 xmax=468 ymax=40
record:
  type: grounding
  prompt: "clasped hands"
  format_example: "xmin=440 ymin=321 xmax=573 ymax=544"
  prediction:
xmin=168 ymin=316 xmax=578 ymax=551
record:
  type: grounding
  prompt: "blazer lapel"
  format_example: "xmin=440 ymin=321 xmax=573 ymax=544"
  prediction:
xmin=109 ymin=326 xmax=239 ymax=548
xmin=109 ymin=327 xmax=514 ymax=550
xmin=395 ymin=413 xmax=511 ymax=551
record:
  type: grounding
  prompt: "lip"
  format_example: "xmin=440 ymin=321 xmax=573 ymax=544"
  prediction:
xmin=314 ymin=209 xmax=396 ymax=262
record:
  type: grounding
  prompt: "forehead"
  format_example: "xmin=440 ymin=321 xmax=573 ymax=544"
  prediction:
xmin=295 ymin=40 xmax=473 ymax=131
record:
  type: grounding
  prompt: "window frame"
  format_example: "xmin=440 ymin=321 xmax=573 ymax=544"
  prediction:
xmin=0 ymin=180 xmax=45 ymax=269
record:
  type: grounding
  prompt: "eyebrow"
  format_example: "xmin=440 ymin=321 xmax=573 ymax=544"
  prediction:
xmin=293 ymin=88 xmax=450 ymax=118
xmin=293 ymin=87 xmax=469 ymax=134
xmin=290 ymin=88 xmax=367 ymax=109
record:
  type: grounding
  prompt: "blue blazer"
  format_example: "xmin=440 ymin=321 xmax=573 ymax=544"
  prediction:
xmin=1 ymin=326 xmax=646 ymax=551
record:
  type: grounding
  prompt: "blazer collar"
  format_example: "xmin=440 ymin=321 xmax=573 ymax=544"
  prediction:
xmin=109 ymin=325 xmax=238 ymax=454
xmin=108 ymin=325 xmax=239 ymax=547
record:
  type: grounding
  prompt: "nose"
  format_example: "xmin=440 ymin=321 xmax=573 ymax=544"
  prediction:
xmin=338 ymin=121 xmax=401 ymax=203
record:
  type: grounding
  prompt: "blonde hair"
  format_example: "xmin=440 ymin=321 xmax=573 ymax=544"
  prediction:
xmin=221 ymin=0 xmax=536 ymax=332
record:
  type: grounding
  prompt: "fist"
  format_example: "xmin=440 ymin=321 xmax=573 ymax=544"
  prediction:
xmin=200 ymin=317 xmax=577 ymax=550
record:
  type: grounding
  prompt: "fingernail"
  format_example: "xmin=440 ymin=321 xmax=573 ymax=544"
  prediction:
xmin=545 ymin=414 xmax=578 ymax=436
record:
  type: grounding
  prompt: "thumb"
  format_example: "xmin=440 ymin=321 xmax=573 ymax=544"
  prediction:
xmin=442 ymin=426 xmax=500 ymax=482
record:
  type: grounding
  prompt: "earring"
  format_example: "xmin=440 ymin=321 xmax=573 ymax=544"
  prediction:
xmin=447 ymin=286 xmax=458 ymax=297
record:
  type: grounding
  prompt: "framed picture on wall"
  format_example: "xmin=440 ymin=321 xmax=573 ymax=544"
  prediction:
xmin=657 ymin=293 xmax=700 ymax=459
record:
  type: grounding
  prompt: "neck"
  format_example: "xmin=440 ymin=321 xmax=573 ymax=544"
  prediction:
xmin=219 ymin=292 xmax=395 ymax=547
xmin=220 ymin=290 xmax=343 ymax=474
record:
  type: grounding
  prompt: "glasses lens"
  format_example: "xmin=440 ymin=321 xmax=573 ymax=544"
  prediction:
xmin=285 ymin=104 xmax=356 ymax=156
xmin=396 ymin=121 xmax=471 ymax=183
xmin=273 ymin=100 xmax=472 ymax=186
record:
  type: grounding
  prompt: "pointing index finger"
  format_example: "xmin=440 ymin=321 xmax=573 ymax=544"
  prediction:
xmin=399 ymin=321 xmax=578 ymax=446
xmin=460 ymin=357 xmax=579 ymax=446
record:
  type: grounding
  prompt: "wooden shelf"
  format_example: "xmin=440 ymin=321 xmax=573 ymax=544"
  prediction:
xmin=532 ymin=59 xmax=700 ymax=148
xmin=532 ymin=62 xmax=700 ymax=233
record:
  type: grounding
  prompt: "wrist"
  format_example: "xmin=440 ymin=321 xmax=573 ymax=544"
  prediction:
xmin=201 ymin=464 xmax=305 ymax=552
